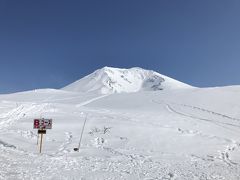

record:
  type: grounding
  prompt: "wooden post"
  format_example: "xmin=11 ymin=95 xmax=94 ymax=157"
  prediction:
xmin=39 ymin=133 xmax=43 ymax=153
xmin=34 ymin=118 xmax=51 ymax=153
xmin=37 ymin=133 xmax=39 ymax=145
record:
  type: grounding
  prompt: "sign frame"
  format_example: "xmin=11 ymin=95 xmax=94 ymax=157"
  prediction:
xmin=33 ymin=119 xmax=52 ymax=129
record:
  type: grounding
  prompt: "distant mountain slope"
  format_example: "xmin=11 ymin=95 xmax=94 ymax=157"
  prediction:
xmin=62 ymin=67 xmax=193 ymax=94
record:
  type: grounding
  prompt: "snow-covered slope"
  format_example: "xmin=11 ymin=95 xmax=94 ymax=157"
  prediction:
xmin=62 ymin=67 xmax=192 ymax=94
xmin=1 ymin=68 xmax=240 ymax=179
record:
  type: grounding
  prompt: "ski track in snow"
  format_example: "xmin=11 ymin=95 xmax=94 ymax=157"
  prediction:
xmin=76 ymin=94 xmax=109 ymax=107
xmin=153 ymin=100 xmax=240 ymax=167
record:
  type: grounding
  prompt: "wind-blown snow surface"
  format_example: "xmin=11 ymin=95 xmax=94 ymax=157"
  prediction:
xmin=62 ymin=67 xmax=192 ymax=94
xmin=1 ymin=85 xmax=240 ymax=179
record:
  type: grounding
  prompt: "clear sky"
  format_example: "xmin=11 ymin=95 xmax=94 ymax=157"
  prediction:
xmin=0 ymin=0 xmax=240 ymax=93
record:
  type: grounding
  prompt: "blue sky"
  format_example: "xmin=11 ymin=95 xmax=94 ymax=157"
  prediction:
xmin=0 ymin=0 xmax=240 ymax=93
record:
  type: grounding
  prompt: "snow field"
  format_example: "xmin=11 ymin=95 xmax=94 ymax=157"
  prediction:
xmin=0 ymin=83 xmax=240 ymax=179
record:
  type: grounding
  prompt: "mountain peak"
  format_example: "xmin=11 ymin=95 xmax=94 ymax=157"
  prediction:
xmin=62 ymin=67 xmax=192 ymax=94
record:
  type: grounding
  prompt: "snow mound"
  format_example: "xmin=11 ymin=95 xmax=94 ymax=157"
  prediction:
xmin=62 ymin=67 xmax=192 ymax=94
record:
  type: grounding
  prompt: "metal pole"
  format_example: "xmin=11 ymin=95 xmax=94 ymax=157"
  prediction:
xmin=39 ymin=133 xmax=43 ymax=153
xmin=77 ymin=114 xmax=88 ymax=151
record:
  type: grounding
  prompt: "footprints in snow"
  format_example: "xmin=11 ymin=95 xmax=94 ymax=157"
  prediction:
xmin=219 ymin=142 xmax=240 ymax=166
xmin=179 ymin=103 xmax=240 ymax=122
xmin=57 ymin=132 xmax=73 ymax=154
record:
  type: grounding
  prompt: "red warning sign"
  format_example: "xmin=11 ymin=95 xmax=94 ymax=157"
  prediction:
xmin=33 ymin=119 xmax=52 ymax=129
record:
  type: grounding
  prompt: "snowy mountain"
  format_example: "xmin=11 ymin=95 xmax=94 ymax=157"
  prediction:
xmin=1 ymin=67 xmax=240 ymax=179
xmin=62 ymin=67 xmax=192 ymax=94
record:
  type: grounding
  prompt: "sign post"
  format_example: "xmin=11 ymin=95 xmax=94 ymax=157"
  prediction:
xmin=39 ymin=132 xmax=43 ymax=153
xmin=33 ymin=118 xmax=52 ymax=153
xmin=37 ymin=133 xmax=39 ymax=145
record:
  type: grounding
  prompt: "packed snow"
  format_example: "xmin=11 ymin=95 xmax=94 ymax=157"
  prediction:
xmin=0 ymin=67 xmax=240 ymax=180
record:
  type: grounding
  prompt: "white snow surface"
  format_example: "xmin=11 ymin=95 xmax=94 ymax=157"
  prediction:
xmin=0 ymin=69 xmax=240 ymax=179
xmin=62 ymin=67 xmax=192 ymax=94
